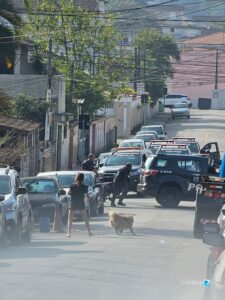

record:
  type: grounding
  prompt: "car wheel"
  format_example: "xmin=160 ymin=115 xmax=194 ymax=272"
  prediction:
xmin=22 ymin=215 xmax=32 ymax=243
xmin=187 ymin=115 xmax=190 ymax=119
xmin=136 ymin=191 xmax=144 ymax=198
xmin=156 ymin=186 xmax=181 ymax=208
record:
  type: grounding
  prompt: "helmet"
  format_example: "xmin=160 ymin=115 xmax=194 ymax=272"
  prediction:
xmin=126 ymin=163 xmax=132 ymax=171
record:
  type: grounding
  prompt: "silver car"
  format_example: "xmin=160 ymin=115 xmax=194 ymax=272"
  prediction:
xmin=171 ymin=103 xmax=190 ymax=119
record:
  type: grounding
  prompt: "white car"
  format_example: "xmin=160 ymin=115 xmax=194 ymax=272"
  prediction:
xmin=119 ymin=139 xmax=146 ymax=149
xmin=140 ymin=125 xmax=167 ymax=140
xmin=162 ymin=94 xmax=192 ymax=108
xmin=171 ymin=103 xmax=190 ymax=119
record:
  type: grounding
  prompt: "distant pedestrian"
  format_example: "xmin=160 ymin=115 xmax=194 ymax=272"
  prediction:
xmin=81 ymin=153 xmax=96 ymax=172
xmin=67 ymin=173 xmax=93 ymax=237
xmin=111 ymin=163 xmax=132 ymax=207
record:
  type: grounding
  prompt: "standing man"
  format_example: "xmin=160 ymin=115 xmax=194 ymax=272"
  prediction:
xmin=82 ymin=153 xmax=96 ymax=171
xmin=111 ymin=163 xmax=132 ymax=207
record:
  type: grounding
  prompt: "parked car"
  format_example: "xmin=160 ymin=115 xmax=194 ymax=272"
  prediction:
xmin=119 ymin=139 xmax=146 ymax=149
xmin=136 ymin=130 xmax=159 ymax=139
xmin=37 ymin=171 xmax=105 ymax=216
xmin=137 ymin=153 xmax=209 ymax=207
xmin=140 ymin=125 xmax=167 ymax=140
xmin=0 ymin=200 xmax=6 ymax=246
xmin=0 ymin=165 xmax=32 ymax=244
xmin=135 ymin=134 xmax=157 ymax=145
xmin=21 ymin=176 xmax=67 ymax=223
xmin=162 ymin=94 xmax=192 ymax=108
xmin=98 ymin=149 xmax=147 ymax=193
xmin=171 ymin=102 xmax=190 ymax=119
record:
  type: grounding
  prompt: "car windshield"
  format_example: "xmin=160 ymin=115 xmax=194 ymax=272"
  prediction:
xmin=120 ymin=141 xmax=143 ymax=147
xmin=57 ymin=174 xmax=94 ymax=188
xmin=105 ymin=154 xmax=141 ymax=166
xmin=0 ymin=176 xmax=11 ymax=195
xmin=173 ymin=103 xmax=187 ymax=108
xmin=141 ymin=126 xmax=164 ymax=135
xmin=136 ymin=135 xmax=156 ymax=142
xmin=22 ymin=179 xmax=57 ymax=194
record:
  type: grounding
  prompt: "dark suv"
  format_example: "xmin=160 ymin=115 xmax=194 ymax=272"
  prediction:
xmin=137 ymin=154 xmax=208 ymax=207
xmin=0 ymin=165 xmax=32 ymax=244
xmin=98 ymin=150 xmax=147 ymax=192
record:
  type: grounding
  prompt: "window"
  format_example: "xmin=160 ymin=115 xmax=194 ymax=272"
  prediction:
xmin=155 ymin=159 xmax=168 ymax=168
xmin=177 ymin=160 xmax=201 ymax=172
xmin=22 ymin=179 xmax=56 ymax=194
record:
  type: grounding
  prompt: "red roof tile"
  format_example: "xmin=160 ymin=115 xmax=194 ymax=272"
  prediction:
xmin=183 ymin=32 xmax=225 ymax=46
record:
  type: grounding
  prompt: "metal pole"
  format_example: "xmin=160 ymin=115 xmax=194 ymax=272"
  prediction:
xmin=215 ymin=48 xmax=219 ymax=90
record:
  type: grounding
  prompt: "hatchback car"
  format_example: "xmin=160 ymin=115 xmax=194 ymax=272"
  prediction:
xmin=171 ymin=103 xmax=190 ymax=119
xmin=37 ymin=171 xmax=105 ymax=216
xmin=21 ymin=176 xmax=67 ymax=223
xmin=140 ymin=125 xmax=167 ymax=140
xmin=0 ymin=166 xmax=32 ymax=244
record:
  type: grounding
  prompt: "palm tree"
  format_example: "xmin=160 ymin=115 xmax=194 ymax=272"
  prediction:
xmin=0 ymin=0 xmax=21 ymax=69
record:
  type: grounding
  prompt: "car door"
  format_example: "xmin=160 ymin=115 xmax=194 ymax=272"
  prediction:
xmin=200 ymin=142 xmax=220 ymax=165
xmin=174 ymin=157 xmax=207 ymax=199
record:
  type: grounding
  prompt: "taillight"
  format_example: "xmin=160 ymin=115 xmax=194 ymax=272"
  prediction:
xmin=144 ymin=169 xmax=159 ymax=176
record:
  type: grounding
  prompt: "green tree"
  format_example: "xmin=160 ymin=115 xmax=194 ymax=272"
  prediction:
xmin=0 ymin=89 xmax=11 ymax=113
xmin=12 ymin=94 xmax=50 ymax=125
xmin=0 ymin=0 xmax=22 ymax=69
xmin=135 ymin=29 xmax=180 ymax=101
xmin=23 ymin=0 xmax=130 ymax=115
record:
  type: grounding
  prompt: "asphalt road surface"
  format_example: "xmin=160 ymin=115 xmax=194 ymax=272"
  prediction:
xmin=1 ymin=109 xmax=225 ymax=300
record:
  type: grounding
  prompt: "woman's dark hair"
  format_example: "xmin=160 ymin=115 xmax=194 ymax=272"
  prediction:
xmin=76 ymin=173 xmax=84 ymax=183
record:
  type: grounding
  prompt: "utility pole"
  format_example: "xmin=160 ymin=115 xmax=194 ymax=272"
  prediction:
xmin=133 ymin=47 xmax=138 ymax=92
xmin=215 ymin=48 xmax=219 ymax=90
xmin=45 ymin=37 xmax=53 ymax=141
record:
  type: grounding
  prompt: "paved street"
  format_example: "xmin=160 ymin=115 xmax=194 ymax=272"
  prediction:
xmin=1 ymin=109 xmax=225 ymax=300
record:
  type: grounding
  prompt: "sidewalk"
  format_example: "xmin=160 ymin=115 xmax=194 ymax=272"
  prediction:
xmin=146 ymin=108 xmax=171 ymax=125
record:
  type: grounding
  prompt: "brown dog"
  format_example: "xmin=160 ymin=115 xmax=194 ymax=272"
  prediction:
xmin=108 ymin=211 xmax=136 ymax=235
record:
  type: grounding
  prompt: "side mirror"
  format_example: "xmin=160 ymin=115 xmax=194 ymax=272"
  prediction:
xmin=165 ymin=132 xmax=167 ymax=135
xmin=0 ymin=195 xmax=5 ymax=201
xmin=203 ymin=232 xmax=225 ymax=247
xmin=17 ymin=187 xmax=27 ymax=194
xmin=203 ymin=223 xmax=220 ymax=233
xmin=59 ymin=189 xmax=66 ymax=196
xmin=99 ymin=163 xmax=103 ymax=168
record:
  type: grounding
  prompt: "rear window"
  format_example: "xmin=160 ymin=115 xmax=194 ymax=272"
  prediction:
xmin=22 ymin=179 xmax=57 ymax=194
xmin=177 ymin=160 xmax=201 ymax=172
xmin=166 ymin=95 xmax=186 ymax=99
xmin=120 ymin=141 xmax=144 ymax=148
xmin=136 ymin=135 xmax=156 ymax=142
xmin=141 ymin=126 xmax=164 ymax=135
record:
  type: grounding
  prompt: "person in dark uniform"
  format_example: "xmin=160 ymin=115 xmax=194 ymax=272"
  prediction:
xmin=67 ymin=173 xmax=93 ymax=237
xmin=111 ymin=163 xmax=132 ymax=207
xmin=81 ymin=153 xmax=96 ymax=171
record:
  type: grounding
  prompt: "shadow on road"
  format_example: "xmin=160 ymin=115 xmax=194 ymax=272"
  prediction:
xmin=135 ymin=227 xmax=193 ymax=239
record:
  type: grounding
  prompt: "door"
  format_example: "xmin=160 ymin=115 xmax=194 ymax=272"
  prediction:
xmin=175 ymin=158 xmax=204 ymax=199
xmin=200 ymin=142 xmax=220 ymax=166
